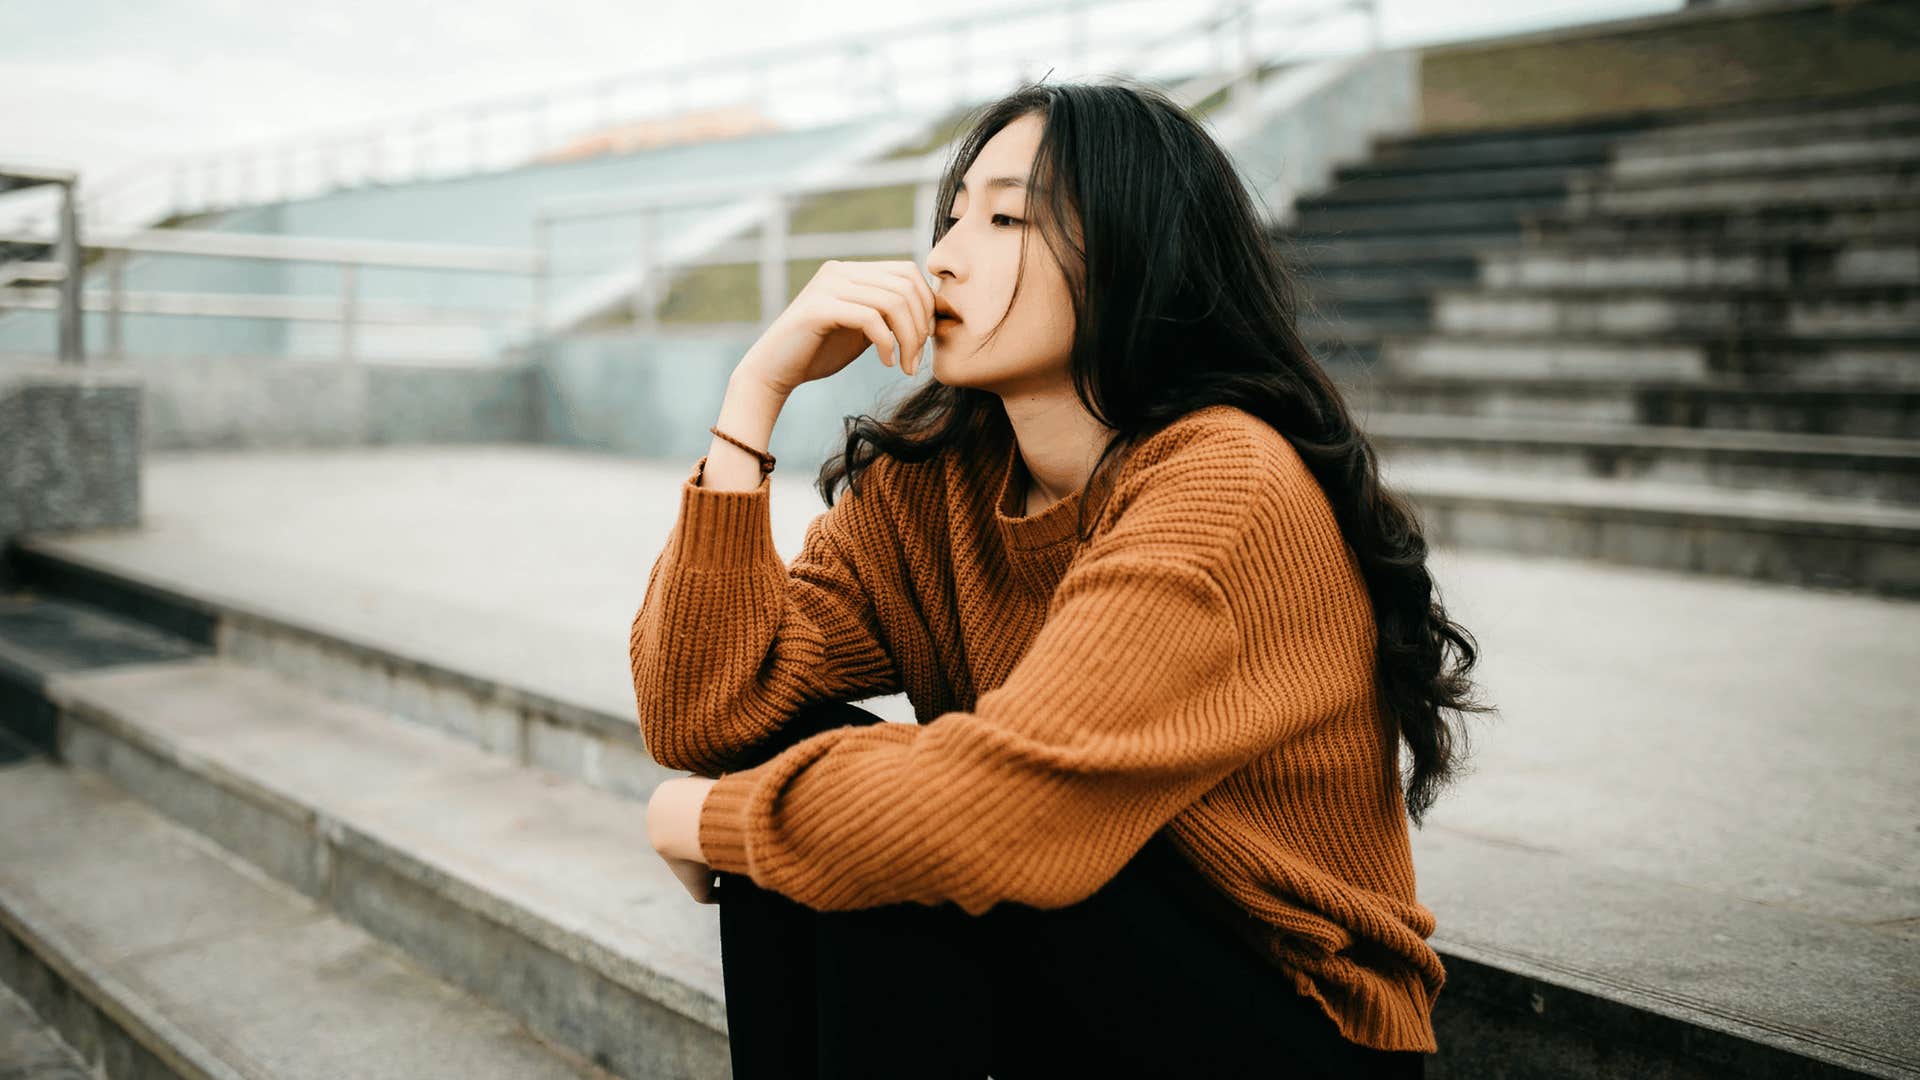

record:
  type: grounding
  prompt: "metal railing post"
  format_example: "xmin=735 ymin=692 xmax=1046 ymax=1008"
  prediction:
xmin=56 ymin=179 xmax=84 ymax=365
xmin=912 ymin=182 xmax=939 ymax=261
xmin=759 ymin=192 xmax=789 ymax=325
xmin=531 ymin=215 xmax=550 ymax=340
xmin=635 ymin=210 xmax=659 ymax=329
xmin=340 ymin=262 xmax=359 ymax=363
xmin=106 ymin=256 xmax=125 ymax=362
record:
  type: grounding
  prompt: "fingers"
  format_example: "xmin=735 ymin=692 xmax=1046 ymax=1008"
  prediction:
xmin=821 ymin=298 xmax=905 ymax=370
xmin=828 ymin=260 xmax=938 ymax=375
xmin=878 ymin=262 xmax=936 ymax=340
xmin=837 ymin=282 xmax=926 ymax=373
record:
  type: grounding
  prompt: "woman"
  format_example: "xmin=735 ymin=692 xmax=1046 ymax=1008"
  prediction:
xmin=632 ymin=78 xmax=1488 ymax=1079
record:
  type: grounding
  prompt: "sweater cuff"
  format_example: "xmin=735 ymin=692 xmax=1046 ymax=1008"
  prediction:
xmin=698 ymin=766 xmax=764 ymax=877
xmin=668 ymin=455 xmax=780 ymax=570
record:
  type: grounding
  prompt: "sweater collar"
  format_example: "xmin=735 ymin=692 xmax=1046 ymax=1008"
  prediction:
xmin=991 ymin=425 xmax=1117 ymax=551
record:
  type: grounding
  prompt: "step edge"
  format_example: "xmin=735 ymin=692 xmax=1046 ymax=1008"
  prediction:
xmin=33 ymin=663 xmax=728 ymax=1036
xmin=10 ymin=541 xmax=643 ymax=755
xmin=0 ymin=865 xmax=250 ymax=1080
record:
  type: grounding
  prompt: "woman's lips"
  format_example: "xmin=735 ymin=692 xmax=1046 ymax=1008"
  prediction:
xmin=934 ymin=314 xmax=961 ymax=333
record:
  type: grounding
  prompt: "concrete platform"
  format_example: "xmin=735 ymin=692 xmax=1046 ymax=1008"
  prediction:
xmin=6 ymin=443 xmax=1919 ymax=1077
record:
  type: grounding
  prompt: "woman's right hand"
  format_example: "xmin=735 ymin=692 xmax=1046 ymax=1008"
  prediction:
xmin=736 ymin=259 xmax=937 ymax=396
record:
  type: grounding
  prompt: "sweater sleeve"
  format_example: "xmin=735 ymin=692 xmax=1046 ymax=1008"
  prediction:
xmin=696 ymin=455 xmax=1298 ymax=915
xmin=629 ymin=454 xmax=903 ymax=777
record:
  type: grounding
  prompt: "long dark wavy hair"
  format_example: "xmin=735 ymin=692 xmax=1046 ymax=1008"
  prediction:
xmin=813 ymin=77 xmax=1490 ymax=825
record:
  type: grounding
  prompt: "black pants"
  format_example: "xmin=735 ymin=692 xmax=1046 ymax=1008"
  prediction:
xmin=713 ymin=699 xmax=1429 ymax=1080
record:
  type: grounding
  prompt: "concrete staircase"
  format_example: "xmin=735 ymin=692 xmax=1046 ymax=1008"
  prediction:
xmin=0 ymin=551 xmax=720 ymax=1078
xmin=4 ymin=501 xmax=1912 ymax=1077
xmin=1282 ymin=86 xmax=1920 ymax=597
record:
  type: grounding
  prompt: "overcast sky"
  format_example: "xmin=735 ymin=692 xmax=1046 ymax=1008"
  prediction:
xmin=3 ymin=0 xmax=1676 ymax=187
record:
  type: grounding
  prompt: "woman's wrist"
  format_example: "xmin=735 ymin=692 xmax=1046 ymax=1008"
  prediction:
xmin=648 ymin=776 xmax=719 ymax=863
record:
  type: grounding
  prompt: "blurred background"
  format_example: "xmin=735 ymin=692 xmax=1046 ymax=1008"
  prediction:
xmin=0 ymin=0 xmax=1915 ymax=1077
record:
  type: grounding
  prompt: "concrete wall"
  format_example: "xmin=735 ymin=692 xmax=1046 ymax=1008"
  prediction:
xmin=1419 ymin=0 xmax=1920 ymax=131
xmin=0 ymin=367 xmax=141 ymax=590
xmin=0 ymin=354 xmax=539 ymax=453
xmin=533 ymin=331 xmax=927 ymax=475
xmin=3 ymin=326 xmax=917 ymax=482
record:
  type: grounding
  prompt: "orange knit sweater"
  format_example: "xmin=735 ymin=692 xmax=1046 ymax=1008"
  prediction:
xmin=629 ymin=402 xmax=1444 ymax=1053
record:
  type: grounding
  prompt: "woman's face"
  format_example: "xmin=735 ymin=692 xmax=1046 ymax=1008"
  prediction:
xmin=925 ymin=113 xmax=1078 ymax=395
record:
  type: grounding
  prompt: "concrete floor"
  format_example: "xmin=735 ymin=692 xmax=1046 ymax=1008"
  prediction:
xmin=20 ymin=442 xmax=1920 ymax=1067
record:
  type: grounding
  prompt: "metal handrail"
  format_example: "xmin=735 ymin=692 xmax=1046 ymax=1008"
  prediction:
xmin=0 ymin=164 xmax=81 ymax=363
xmin=33 ymin=0 xmax=1373 ymax=234
xmin=0 ymin=228 xmax=538 ymax=273
xmin=530 ymin=0 xmax=1378 ymax=333
xmin=0 ymin=226 xmax=536 ymax=363
xmin=0 ymin=0 xmax=1379 ymax=362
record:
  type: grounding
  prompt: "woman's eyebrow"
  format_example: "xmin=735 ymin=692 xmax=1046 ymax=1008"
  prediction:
xmin=955 ymin=176 xmax=1029 ymax=194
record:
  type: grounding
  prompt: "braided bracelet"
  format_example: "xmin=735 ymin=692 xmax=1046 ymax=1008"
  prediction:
xmin=709 ymin=425 xmax=776 ymax=476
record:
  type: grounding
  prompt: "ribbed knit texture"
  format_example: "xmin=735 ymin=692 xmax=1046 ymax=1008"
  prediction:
xmin=629 ymin=402 xmax=1444 ymax=1053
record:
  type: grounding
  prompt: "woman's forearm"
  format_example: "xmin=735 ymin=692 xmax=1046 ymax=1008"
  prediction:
xmin=700 ymin=368 xmax=789 ymax=491
xmin=648 ymin=776 xmax=719 ymax=863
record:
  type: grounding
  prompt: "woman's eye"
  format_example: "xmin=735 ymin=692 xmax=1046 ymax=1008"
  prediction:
xmin=941 ymin=214 xmax=1023 ymax=228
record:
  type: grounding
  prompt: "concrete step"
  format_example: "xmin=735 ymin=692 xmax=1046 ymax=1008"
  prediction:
xmin=1431 ymin=285 xmax=1920 ymax=337
xmin=0 ymin=974 xmax=92 ymax=1078
xmin=1299 ymin=315 xmax=1430 ymax=352
xmin=1366 ymin=413 xmax=1920 ymax=504
xmin=1302 ymin=162 xmax=1597 ymax=208
xmin=1278 ymin=229 xmax=1522 ymax=261
xmin=1299 ymin=281 xmax=1432 ymax=327
xmin=1606 ymin=135 xmax=1920 ymax=186
xmin=1606 ymin=99 xmax=1920 ymax=153
xmin=6 ymin=445 xmax=1915 ymax=1076
xmin=1525 ymin=197 xmax=1920 ymax=245
xmin=4 ymin=540 xmax=681 ymax=807
xmin=1309 ymin=277 xmax=1438 ymax=304
xmin=1341 ymin=130 xmax=1630 ymax=178
xmin=0 ymin=732 xmax=618 ymax=1080
xmin=1338 ymin=373 xmax=1920 ymax=438
xmin=1379 ymin=333 xmax=1920 ymax=384
xmin=1294 ymin=254 xmax=1482 ymax=289
xmin=1572 ymin=166 xmax=1920 ymax=217
xmin=1303 ymin=334 xmax=1383 ymax=368
xmin=1479 ymin=237 xmax=1920 ymax=290
xmin=1374 ymin=111 xmax=1656 ymax=154
xmin=1294 ymin=196 xmax=1554 ymax=238
xmin=0 ymin=590 xmax=733 ymax=1080
xmin=1383 ymin=461 xmax=1920 ymax=597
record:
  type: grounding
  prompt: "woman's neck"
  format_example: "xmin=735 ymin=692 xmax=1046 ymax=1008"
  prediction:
xmin=1002 ymin=393 xmax=1118 ymax=513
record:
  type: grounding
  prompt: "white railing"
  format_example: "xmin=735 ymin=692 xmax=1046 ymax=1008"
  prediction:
xmin=530 ymin=0 xmax=1380 ymax=336
xmin=0 ymin=0 xmax=1380 ymax=363
xmin=533 ymin=155 xmax=944 ymax=334
xmin=30 ymin=0 xmax=1379 ymax=235
xmin=0 ymin=165 xmax=82 ymax=363
xmin=0 ymin=227 xmax=538 ymax=363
